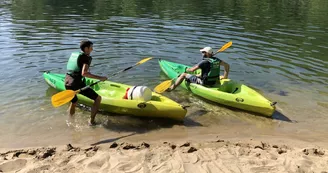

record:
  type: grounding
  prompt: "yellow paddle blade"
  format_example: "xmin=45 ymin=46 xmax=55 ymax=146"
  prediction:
xmin=154 ymin=79 xmax=173 ymax=93
xmin=217 ymin=41 xmax=232 ymax=53
xmin=136 ymin=57 xmax=153 ymax=65
xmin=51 ymin=90 xmax=76 ymax=107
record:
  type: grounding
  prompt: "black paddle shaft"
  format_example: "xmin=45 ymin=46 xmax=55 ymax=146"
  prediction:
xmin=79 ymin=64 xmax=137 ymax=92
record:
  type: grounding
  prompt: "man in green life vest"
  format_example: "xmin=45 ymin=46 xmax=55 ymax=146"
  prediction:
xmin=166 ymin=47 xmax=230 ymax=91
xmin=65 ymin=40 xmax=107 ymax=125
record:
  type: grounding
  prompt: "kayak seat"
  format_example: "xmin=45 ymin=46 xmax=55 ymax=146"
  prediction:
xmin=232 ymin=87 xmax=239 ymax=94
xmin=84 ymin=79 xmax=100 ymax=91
xmin=213 ymin=80 xmax=241 ymax=94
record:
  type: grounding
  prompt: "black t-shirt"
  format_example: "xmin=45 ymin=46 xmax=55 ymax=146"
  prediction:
xmin=65 ymin=53 xmax=92 ymax=87
xmin=77 ymin=53 xmax=92 ymax=71
xmin=197 ymin=59 xmax=211 ymax=79
xmin=196 ymin=57 xmax=221 ymax=85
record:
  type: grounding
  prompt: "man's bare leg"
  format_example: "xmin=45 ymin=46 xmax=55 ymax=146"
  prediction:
xmin=68 ymin=102 xmax=77 ymax=116
xmin=167 ymin=73 xmax=187 ymax=91
xmin=89 ymin=96 xmax=101 ymax=126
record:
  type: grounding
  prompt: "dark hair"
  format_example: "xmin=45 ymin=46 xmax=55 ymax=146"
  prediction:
xmin=80 ymin=40 xmax=93 ymax=51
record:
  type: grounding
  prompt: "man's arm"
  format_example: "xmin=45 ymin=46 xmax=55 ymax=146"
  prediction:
xmin=186 ymin=65 xmax=199 ymax=72
xmin=81 ymin=64 xmax=107 ymax=81
xmin=220 ymin=60 xmax=230 ymax=79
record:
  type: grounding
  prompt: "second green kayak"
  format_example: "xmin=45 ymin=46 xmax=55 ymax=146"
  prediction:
xmin=158 ymin=59 xmax=276 ymax=117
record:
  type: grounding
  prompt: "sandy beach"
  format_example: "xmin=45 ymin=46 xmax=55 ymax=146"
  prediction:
xmin=1 ymin=136 xmax=327 ymax=173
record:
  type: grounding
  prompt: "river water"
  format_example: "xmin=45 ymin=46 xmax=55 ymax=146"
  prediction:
xmin=0 ymin=0 xmax=327 ymax=148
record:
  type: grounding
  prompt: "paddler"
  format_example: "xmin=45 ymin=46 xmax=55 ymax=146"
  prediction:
xmin=65 ymin=40 xmax=107 ymax=125
xmin=166 ymin=47 xmax=230 ymax=91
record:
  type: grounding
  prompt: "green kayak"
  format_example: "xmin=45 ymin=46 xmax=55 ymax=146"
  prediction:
xmin=43 ymin=72 xmax=187 ymax=121
xmin=158 ymin=59 xmax=276 ymax=117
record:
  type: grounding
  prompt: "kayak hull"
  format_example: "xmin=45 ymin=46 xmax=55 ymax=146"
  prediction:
xmin=158 ymin=59 xmax=275 ymax=117
xmin=43 ymin=72 xmax=187 ymax=121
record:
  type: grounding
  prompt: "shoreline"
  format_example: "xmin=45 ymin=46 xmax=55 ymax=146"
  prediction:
xmin=2 ymin=120 xmax=328 ymax=149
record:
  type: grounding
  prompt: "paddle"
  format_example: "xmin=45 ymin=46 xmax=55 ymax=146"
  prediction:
xmin=51 ymin=57 xmax=153 ymax=107
xmin=154 ymin=41 xmax=232 ymax=93
xmin=213 ymin=41 xmax=232 ymax=55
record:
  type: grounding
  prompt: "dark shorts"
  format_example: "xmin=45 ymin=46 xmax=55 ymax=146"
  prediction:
xmin=65 ymin=75 xmax=98 ymax=103
xmin=185 ymin=74 xmax=203 ymax=85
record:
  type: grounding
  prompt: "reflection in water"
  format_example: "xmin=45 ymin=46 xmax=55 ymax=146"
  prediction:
xmin=0 ymin=0 xmax=327 ymax=147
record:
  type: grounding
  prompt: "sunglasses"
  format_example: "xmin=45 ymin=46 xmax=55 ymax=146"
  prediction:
xmin=202 ymin=51 xmax=207 ymax=54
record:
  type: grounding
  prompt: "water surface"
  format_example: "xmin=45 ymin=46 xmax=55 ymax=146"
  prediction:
xmin=0 ymin=0 xmax=327 ymax=148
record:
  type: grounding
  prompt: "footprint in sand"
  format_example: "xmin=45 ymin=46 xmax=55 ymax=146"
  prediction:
xmin=0 ymin=159 xmax=27 ymax=172
xmin=115 ymin=162 xmax=143 ymax=173
xmin=87 ymin=159 xmax=106 ymax=170
xmin=85 ymin=153 xmax=110 ymax=171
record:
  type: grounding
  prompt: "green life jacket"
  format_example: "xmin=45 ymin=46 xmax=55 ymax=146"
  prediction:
xmin=66 ymin=52 xmax=82 ymax=76
xmin=203 ymin=58 xmax=221 ymax=85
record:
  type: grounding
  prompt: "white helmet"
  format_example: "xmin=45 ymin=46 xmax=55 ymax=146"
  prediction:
xmin=127 ymin=86 xmax=152 ymax=101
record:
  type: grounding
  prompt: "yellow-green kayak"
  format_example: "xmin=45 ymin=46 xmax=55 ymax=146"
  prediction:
xmin=43 ymin=72 xmax=187 ymax=120
xmin=158 ymin=59 xmax=276 ymax=117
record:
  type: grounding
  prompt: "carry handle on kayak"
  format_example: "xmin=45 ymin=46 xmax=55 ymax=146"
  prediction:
xmin=154 ymin=41 xmax=232 ymax=94
xmin=51 ymin=57 xmax=153 ymax=107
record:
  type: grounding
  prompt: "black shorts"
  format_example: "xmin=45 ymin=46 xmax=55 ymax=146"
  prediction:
xmin=65 ymin=75 xmax=98 ymax=103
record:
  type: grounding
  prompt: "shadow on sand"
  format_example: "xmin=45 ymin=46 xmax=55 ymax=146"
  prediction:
xmin=91 ymin=133 xmax=137 ymax=146
xmin=99 ymin=112 xmax=203 ymax=133
xmin=87 ymin=111 xmax=203 ymax=146
xmin=271 ymin=110 xmax=295 ymax=123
